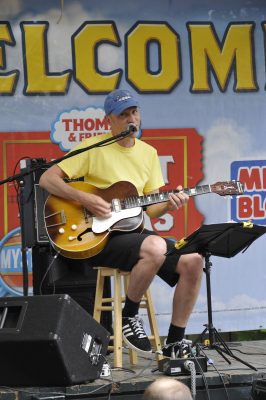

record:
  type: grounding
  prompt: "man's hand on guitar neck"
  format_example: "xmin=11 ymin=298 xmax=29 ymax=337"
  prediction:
xmin=146 ymin=185 xmax=189 ymax=218
xmin=167 ymin=185 xmax=189 ymax=211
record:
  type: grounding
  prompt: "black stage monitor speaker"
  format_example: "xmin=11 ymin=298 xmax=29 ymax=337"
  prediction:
xmin=0 ymin=294 xmax=110 ymax=386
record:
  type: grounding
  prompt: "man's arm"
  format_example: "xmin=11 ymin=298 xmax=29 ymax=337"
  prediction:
xmin=39 ymin=164 xmax=79 ymax=200
xmin=39 ymin=165 xmax=111 ymax=217
xmin=145 ymin=186 xmax=189 ymax=219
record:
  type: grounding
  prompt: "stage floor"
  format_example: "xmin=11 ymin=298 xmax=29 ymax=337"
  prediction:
xmin=1 ymin=340 xmax=266 ymax=399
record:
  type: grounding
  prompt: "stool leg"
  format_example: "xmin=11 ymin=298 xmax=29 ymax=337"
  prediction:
xmin=93 ymin=269 xmax=105 ymax=323
xmin=123 ymin=274 xmax=138 ymax=365
xmin=145 ymin=288 xmax=162 ymax=359
xmin=113 ymin=270 xmax=123 ymax=368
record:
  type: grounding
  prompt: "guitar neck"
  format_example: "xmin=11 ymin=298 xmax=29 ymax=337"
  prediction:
xmin=123 ymin=184 xmax=211 ymax=209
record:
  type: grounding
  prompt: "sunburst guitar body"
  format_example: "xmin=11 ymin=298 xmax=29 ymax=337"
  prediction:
xmin=44 ymin=180 xmax=244 ymax=260
xmin=44 ymin=181 xmax=144 ymax=259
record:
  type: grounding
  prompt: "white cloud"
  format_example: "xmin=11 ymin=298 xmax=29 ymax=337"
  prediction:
xmin=150 ymin=277 xmax=175 ymax=313
xmin=0 ymin=2 xmax=125 ymax=130
xmin=13 ymin=2 xmax=123 ymax=71
xmin=202 ymin=118 xmax=252 ymax=183
xmin=0 ymin=0 xmax=23 ymax=19
xmin=228 ymin=294 xmax=266 ymax=309
xmin=151 ymin=274 xmax=266 ymax=317
xmin=194 ymin=117 xmax=266 ymax=223
xmin=51 ymin=106 xmax=108 ymax=151
xmin=194 ymin=293 xmax=266 ymax=315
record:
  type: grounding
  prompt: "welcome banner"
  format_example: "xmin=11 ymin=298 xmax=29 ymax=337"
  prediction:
xmin=0 ymin=0 xmax=266 ymax=334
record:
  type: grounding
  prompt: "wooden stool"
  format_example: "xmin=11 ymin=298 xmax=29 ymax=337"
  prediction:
xmin=93 ymin=267 xmax=162 ymax=368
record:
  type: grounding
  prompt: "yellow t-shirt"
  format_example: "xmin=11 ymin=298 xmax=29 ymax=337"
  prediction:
xmin=58 ymin=133 xmax=165 ymax=195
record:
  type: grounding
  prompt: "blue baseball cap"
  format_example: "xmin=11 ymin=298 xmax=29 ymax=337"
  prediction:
xmin=104 ymin=89 xmax=139 ymax=115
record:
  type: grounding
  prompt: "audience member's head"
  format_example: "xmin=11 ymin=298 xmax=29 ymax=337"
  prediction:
xmin=143 ymin=377 xmax=192 ymax=400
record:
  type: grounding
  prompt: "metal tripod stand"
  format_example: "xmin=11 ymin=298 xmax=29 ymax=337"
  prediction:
xmin=195 ymin=251 xmax=257 ymax=370
xmin=167 ymin=222 xmax=266 ymax=371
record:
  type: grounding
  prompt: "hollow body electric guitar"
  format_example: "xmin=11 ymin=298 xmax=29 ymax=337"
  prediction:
xmin=44 ymin=180 xmax=244 ymax=260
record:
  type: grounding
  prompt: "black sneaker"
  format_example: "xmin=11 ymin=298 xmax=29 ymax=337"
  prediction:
xmin=122 ymin=315 xmax=152 ymax=355
xmin=162 ymin=338 xmax=192 ymax=359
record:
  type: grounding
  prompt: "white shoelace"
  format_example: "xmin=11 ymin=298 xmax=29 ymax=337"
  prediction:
xmin=124 ymin=315 xmax=147 ymax=339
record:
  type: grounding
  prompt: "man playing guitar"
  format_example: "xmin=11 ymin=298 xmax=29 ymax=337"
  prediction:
xmin=40 ymin=89 xmax=203 ymax=358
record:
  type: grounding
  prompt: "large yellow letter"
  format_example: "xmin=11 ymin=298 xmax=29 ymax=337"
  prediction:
xmin=0 ymin=22 xmax=19 ymax=95
xmin=73 ymin=22 xmax=122 ymax=93
xmin=261 ymin=22 xmax=266 ymax=91
xmin=21 ymin=22 xmax=71 ymax=94
xmin=126 ymin=22 xmax=180 ymax=92
xmin=187 ymin=23 xmax=257 ymax=92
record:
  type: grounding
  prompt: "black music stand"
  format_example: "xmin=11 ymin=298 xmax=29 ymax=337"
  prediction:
xmin=168 ymin=222 xmax=266 ymax=371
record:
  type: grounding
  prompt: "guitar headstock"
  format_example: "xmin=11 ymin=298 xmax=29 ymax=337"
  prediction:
xmin=211 ymin=180 xmax=244 ymax=196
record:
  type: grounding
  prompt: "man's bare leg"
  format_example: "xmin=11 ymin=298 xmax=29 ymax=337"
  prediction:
xmin=172 ymin=253 xmax=203 ymax=327
xmin=163 ymin=253 xmax=203 ymax=357
xmin=126 ymin=235 xmax=166 ymax=302
xmin=121 ymin=235 xmax=166 ymax=355
xmin=121 ymin=236 xmax=203 ymax=356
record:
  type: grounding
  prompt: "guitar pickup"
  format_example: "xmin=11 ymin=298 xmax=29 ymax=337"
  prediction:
xmin=112 ymin=198 xmax=122 ymax=212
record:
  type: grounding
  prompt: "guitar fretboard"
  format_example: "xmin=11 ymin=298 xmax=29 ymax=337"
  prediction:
xmin=122 ymin=184 xmax=211 ymax=209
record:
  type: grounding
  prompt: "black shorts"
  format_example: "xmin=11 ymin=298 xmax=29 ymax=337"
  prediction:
xmin=88 ymin=229 xmax=180 ymax=287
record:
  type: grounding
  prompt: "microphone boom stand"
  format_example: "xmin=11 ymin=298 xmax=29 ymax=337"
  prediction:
xmin=0 ymin=127 xmax=135 ymax=296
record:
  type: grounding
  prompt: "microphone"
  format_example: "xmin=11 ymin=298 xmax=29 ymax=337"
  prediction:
xmin=127 ymin=123 xmax=138 ymax=133
xmin=119 ymin=123 xmax=138 ymax=138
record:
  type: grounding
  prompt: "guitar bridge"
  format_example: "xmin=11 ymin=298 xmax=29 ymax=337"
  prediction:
xmin=45 ymin=210 xmax=67 ymax=228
